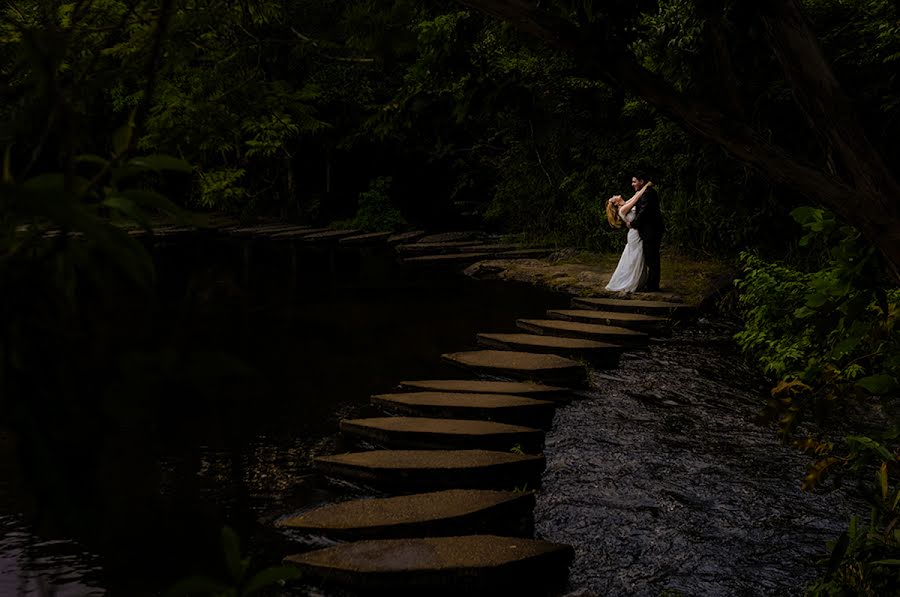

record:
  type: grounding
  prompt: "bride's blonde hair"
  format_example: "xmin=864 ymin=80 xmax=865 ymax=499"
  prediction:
xmin=605 ymin=200 xmax=623 ymax=229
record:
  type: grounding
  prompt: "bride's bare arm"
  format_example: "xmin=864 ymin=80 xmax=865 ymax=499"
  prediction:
xmin=619 ymin=181 xmax=653 ymax=217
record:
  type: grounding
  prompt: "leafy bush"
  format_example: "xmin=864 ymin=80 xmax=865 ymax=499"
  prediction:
xmin=351 ymin=176 xmax=406 ymax=232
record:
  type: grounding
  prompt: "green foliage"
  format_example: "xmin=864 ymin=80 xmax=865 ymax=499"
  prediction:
xmin=734 ymin=206 xmax=900 ymax=592
xmin=350 ymin=176 xmax=406 ymax=232
xmin=166 ymin=527 xmax=301 ymax=597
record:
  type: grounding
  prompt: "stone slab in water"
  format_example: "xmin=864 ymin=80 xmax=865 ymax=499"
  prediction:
xmin=476 ymin=332 xmax=623 ymax=367
xmin=402 ymin=249 xmax=552 ymax=265
xmin=302 ymin=229 xmax=361 ymax=242
xmin=395 ymin=241 xmax=486 ymax=255
xmin=441 ymin=350 xmax=587 ymax=387
xmin=314 ymin=449 xmax=545 ymax=490
xmin=277 ymin=489 xmax=535 ymax=540
xmin=372 ymin=391 xmax=556 ymax=429
xmin=397 ymin=379 xmax=569 ymax=401
xmin=283 ymin=535 xmax=574 ymax=596
xmin=340 ymin=417 xmax=544 ymax=453
xmin=547 ymin=309 xmax=669 ymax=332
xmin=386 ymin=230 xmax=427 ymax=245
xmin=269 ymin=226 xmax=332 ymax=239
xmin=416 ymin=231 xmax=486 ymax=243
xmin=517 ymin=318 xmax=649 ymax=347
xmin=572 ymin=296 xmax=694 ymax=317
xmin=339 ymin=231 xmax=393 ymax=245
xmin=228 ymin=224 xmax=310 ymax=236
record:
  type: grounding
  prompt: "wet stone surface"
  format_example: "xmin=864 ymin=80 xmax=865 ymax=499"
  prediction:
xmin=535 ymin=318 xmax=861 ymax=596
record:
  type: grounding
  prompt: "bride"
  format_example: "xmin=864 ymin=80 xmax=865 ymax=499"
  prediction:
xmin=604 ymin=181 xmax=654 ymax=293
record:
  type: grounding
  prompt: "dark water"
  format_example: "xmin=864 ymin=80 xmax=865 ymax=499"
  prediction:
xmin=0 ymin=237 xmax=571 ymax=596
xmin=536 ymin=321 xmax=864 ymax=596
xmin=0 ymin=237 xmax=862 ymax=596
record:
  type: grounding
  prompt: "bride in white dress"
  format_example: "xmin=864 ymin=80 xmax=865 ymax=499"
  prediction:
xmin=604 ymin=181 xmax=653 ymax=292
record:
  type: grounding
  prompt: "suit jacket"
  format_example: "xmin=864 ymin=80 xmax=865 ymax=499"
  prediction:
xmin=630 ymin=187 xmax=665 ymax=243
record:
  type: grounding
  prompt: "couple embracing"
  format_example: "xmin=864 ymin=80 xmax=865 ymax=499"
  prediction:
xmin=604 ymin=171 xmax=665 ymax=293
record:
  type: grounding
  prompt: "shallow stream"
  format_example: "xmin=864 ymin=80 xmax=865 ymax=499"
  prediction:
xmin=0 ymin=238 xmax=861 ymax=596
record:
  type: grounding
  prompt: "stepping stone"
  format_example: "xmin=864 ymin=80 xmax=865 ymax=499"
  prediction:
xmin=372 ymin=391 xmax=556 ymax=429
xmin=476 ymin=332 xmax=623 ymax=368
xmin=315 ymin=449 xmax=545 ymax=490
xmin=277 ymin=489 xmax=535 ymax=540
xmin=270 ymin=226 xmax=332 ymax=239
xmin=302 ymin=229 xmax=360 ymax=242
xmin=396 ymin=241 xmax=486 ymax=255
xmin=572 ymin=297 xmax=694 ymax=317
xmin=547 ymin=309 xmax=669 ymax=333
xmin=402 ymin=249 xmax=552 ymax=265
xmin=387 ymin=230 xmax=427 ymax=245
xmin=397 ymin=379 xmax=569 ymax=401
xmin=283 ymin=535 xmax=574 ymax=595
xmin=340 ymin=417 xmax=544 ymax=453
xmin=517 ymin=319 xmax=649 ymax=347
xmin=417 ymin=231 xmax=486 ymax=243
xmin=339 ymin=231 xmax=393 ymax=245
xmin=228 ymin=224 xmax=310 ymax=236
xmin=441 ymin=350 xmax=587 ymax=387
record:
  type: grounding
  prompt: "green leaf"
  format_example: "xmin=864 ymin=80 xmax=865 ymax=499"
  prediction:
xmin=165 ymin=574 xmax=232 ymax=596
xmin=75 ymin=154 xmax=110 ymax=168
xmin=221 ymin=527 xmax=247 ymax=584
xmin=846 ymin=435 xmax=896 ymax=461
xmin=128 ymin=154 xmax=193 ymax=174
xmin=856 ymin=375 xmax=898 ymax=396
xmin=116 ymin=188 xmax=187 ymax=221
xmin=241 ymin=566 xmax=302 ymax=596
xmin=103 ymin=196 xmax=151 ymax=228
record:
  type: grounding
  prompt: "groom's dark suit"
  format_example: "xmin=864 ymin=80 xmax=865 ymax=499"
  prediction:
xmin=630 ymin=186 xmax=665 ymax=291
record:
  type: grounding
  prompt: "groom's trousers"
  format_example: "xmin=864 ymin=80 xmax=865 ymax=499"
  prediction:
xmin=643 ymin=237 xmax=661 ymax=291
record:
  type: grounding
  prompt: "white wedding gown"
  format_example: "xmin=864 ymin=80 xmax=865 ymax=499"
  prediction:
xmin=605 ymin=208 xmax=648 ymax=292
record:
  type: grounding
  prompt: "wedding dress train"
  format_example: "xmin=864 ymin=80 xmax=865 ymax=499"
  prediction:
xmin=605 ymin=208 xmax=648 ymax=292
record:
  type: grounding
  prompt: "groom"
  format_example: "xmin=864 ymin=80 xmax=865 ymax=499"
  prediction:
xmin=627 ymin=171 xmax=665 ymax=291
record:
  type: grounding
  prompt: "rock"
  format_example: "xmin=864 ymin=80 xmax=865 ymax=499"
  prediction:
xmin=372 ymin=391 xmax=556 ymax=429
xmin=340 ymin=417 xmax=544 ymax=453
xmin=476 ymin=332 xmax=623 ymax=368
xmin=571 ymin=297 xmax=695 ymax=317
xmin=516 ymin=319 xmax=649 ymax=347
xmin=339 ymin=231 xmax=393 ymax=245
xmin=283 ymin=535 xmax=574 ymax=596
xmin=441 ymin=350 xmax=588 ymax=387
xmin=277 ymin=489 xmax=535 ymax=539
xmin=396 ymin=379 xmax=569 ymax=401
xmin=546 ymin=309 xmax=670 ymax=333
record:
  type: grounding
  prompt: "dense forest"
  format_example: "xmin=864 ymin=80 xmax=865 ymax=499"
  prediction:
xmin=1 ymin=0 xmax=900 ymax=594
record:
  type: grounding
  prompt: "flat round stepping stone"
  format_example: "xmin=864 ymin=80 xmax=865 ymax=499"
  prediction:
xmin=547 ymin=309 xmax=669 ymax=333
xmin=402 ymin=249 xmax=552 ymax=265
xmin=277 ymin=489 xmax=535 ymax=539
xmin=397 ymin=379 xmax=569 ymax=401
xmin=340 ymin=417 xmax=544 ymax=453
xmin=372 ymin=391 xmax=556 ymax=429
xmin=476 ymin=332 xmax=623 ymax=367
xmin=441 ymin=350 xmax=587 ymax=387
xmin=517 ymin=319 xmax=649 ymax=347
xmin=395 ymin=241 xmax=486 ymax=255
xmin=269 ymin=226 xmax=332 ymax=239
xmin=387 ymin=230 xmax=427 ymax=245
xmin=228 ymin=224 xmax=310 ymax=236
xmin=284 ymin=535 xmax=574 ymax=595
xmin=572 ymin=297 xmax=694 ymax=317
xmin=315 ymin=449 xmax=545 ymax=490
xmin=302 ymin=229 xmax=360 ymax=242
xmin=339 ymin=231 xmax=393 ymax=245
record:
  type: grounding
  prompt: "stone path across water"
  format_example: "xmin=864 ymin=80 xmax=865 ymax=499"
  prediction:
xmin=271 ymin=229 xmax=688 ymax=595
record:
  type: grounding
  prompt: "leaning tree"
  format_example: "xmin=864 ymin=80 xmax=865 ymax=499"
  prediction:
xmin=455 ymin=0 xmax=900 ymax=280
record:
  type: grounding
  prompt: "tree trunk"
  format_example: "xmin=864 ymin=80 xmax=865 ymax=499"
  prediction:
xmin=456 ymin=0 xmax=900 ymax=281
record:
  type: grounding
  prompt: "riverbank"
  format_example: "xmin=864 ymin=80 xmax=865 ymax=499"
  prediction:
xmin=464 ymin=248 xmax=736 ymax=305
